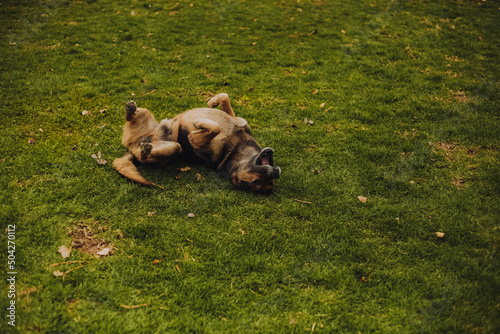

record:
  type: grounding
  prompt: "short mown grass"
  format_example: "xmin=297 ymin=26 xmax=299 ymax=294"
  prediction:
xmin=1 ymin=0 xmax=499 ymax=333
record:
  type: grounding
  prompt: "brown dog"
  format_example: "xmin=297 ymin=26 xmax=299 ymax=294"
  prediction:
xmin=113 ymin=93 xmax=281 ymax=193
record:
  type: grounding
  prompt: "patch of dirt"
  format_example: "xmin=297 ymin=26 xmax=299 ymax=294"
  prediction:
xmin=452 ymin=177 xmax=469 ymax=189
xmin=68 ymin=223 xmax=113 ymax=257
xmin=433 ymin=142 xmax=476 ymax=161
xmin=451 ymin=90 xmax=471 ymax=103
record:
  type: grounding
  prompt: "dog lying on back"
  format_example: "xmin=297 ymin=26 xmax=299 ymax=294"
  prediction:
xmin=113 ymin=93 xmax=281 ymax=193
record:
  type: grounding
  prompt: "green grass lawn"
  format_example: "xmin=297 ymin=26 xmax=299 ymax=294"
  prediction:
xmin=1 ymin=0 xmax=499 ymax=332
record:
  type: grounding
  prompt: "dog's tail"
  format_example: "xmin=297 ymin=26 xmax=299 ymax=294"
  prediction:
xmin=113 ymin=152 xmax=153 ymax=187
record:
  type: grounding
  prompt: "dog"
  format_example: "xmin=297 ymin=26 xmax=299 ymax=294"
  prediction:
xmin=113 ymin=93 xmax=281 ymax=193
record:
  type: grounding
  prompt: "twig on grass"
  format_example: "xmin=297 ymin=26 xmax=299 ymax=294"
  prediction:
xmin=120 ymin=303 xmax=150 ymax=309
xmin=62 ymin=265 xmax=84 ymax=280
xmin=50 ymin=260 xmax=90 ymax=267
xmin=294 ymin=199 xmax=313 ymax=205
xmin=139 ymin=89 xmax=156 ymax=98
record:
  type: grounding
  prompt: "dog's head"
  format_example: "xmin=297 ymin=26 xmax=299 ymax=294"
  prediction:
xmin=230 ymin=147 xmax=281 ymax=194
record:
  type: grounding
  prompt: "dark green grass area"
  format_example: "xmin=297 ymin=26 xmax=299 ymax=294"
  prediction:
xmin=1 ymin=0 xmax=499 ymax=332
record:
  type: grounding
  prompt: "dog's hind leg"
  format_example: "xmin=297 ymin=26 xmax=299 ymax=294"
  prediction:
xmin=188 ymin=118 xmax=221 ymax=149
xmin=207 ymin=93 xmax=235 ymax=117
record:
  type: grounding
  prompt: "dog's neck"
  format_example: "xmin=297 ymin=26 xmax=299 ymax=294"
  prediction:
xmin=219 ymin=139 xmax=261 ymax=175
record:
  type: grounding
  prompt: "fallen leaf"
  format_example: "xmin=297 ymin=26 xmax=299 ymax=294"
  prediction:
xmin=341 ymin=30 xmax=346 ymax=34
xmin=177 ymin=166 xmax=191 ymax=172
xmin=312 ymin=89 xmax=319 ymax=94
xmin=97 ymin=248 xmax=111 ymax=256
xmin=39 ymin=128 xmax=44 ymax=132
xmin=304 ymin=118 xmax=309 ymax=123
xmin=58 ymin=245 xmax=71 ymax=259
xmin=187 ymin=213 xmax=195 ymax=218
xmin=28 ymin=138 xmax=35 ymax=144
xmin=147 ymin=212 xmax=156 ymax=217
xmin=195 ymin=173 xmax=205 ymax=182
xmin=175 ymin=265 xmax=181 ymax=273
xmin=152 ymin=259 xmax=161 ymax=265
xmin=91 ymin=152 xmax=107 ymax=165
xmin=53 ymin=270 xmax=64 ymax=277
xmin=435 ymin=232 xmax=445 ymax=238
xmin=357 ymin=196 xmax=367 ymax=203
xmin=320 ymin=103 xmax=326 ymax=108
xmin=311 ymin=169 xmax=321 ymax=174
xmin=81 ymin=110 xmax=90 ymax=116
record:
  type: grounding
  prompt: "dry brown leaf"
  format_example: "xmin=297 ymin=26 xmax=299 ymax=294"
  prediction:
xmin=152 ymin=259 xmax=161 ymax=265
xmin=81 ymin=110 xmax=90 ymax=116
xmin=187 ymin=213 xmax=195 ymax=218
xmin=91 ymin=152 xmax=107 ymax=165
xmin=147 ymin=212 xmax=156 ymax=217
xmin=435 ymin=232 xmax=445 ymax=238
xmin=28 ymin=138 xmax=36 ymax=144
xmin=312 ymin=89 xmax=319 ymax=94
xmin=177 ymin=166 xmax=191 ymax=172
xmin=58 ymin=245 xmax=71 ymax=259
xmin=53 ymin=270 xmax=64 ymax=277
xmin=320 ymin=103 xmax=326 ymax=108
xmin=357 ymin=196 xmax=367 ymax=203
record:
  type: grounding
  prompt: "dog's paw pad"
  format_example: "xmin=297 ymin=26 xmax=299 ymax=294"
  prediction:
xmin=140 ymin=143 xmax=152 ymax=155
xmin=125 ymin=101 xmax=137 ymax=113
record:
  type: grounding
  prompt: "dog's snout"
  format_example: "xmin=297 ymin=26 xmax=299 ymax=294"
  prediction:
xmin=270 ymin=166 xmax=281 ymax=179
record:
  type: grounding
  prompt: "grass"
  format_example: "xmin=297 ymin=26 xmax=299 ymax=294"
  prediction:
xmin=1 ymin=0 xmax=499 ymax=332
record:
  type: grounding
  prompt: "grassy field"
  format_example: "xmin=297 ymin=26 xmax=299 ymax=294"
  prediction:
xmin=1 ymin=0 xmax=499 ymax=332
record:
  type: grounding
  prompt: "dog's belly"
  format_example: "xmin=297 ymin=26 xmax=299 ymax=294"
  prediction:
xmin=175 ymin=108 xmax=241 ymax=167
